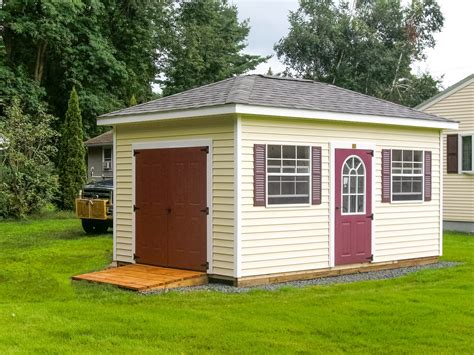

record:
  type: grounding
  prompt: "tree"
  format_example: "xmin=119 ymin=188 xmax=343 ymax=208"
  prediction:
xmin=0 ymin=0 xmax=172 ymax=138
xmin=274 ymin=0 xmax=444 ymax=107
xmin=0 ymin=98 xmax=58 ymax=218
xmin=160 ymin=0 xmax=268 ymax=96
xmin=58 ymin=87 xmax=86 ymax=210
xmin=129 ymin=94 xmax=138 ymax=107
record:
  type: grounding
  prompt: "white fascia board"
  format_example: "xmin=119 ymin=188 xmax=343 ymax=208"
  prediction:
xmin=98 ymin=103 xmax=459 ymax=130
xmin=235 ymin=104 xmax=459 ymax=130
xmin=97 ymin=105 xmax=236 ymax=126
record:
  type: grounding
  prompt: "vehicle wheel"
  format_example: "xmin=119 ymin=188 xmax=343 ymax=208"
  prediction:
xmin=82 ymin=219 xmax=109 ymax=234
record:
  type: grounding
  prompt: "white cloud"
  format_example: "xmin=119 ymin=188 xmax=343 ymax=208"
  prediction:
xmin=236 ymin=0 xmax=474 ymax=87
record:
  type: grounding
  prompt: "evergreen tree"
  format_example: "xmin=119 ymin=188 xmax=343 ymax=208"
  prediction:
xmin=160 ymin=0 xmax=268 ymax=96
xmin=58 ymin=87 xmax=86 ymax=210
xmin=129 ymin=94 xmax=137 ymax=107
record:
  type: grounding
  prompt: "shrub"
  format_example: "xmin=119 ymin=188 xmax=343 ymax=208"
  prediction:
xmin=0 ymin=98 xmax=59 ymax=218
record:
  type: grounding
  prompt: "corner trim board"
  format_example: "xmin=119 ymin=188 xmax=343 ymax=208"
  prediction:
xmin=234 ymin=115 xmax=242 ymax=278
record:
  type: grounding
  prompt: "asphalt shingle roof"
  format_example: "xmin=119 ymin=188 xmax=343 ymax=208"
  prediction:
xmin=100 ymin=75 xmax=451 ymax=123
xmin=85 ymin=130 xmax=113 ymax=146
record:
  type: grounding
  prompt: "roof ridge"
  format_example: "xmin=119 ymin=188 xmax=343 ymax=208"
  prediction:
xmin=226 ymin=75 xmax=256 ymax=104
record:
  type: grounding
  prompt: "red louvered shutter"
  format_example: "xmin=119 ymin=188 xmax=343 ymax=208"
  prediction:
xmin=312 ymin=146 xmax=322 ymax=205
xmin=254 ymin=144 xmax=266 ymax=206
xmin=446 ymin=134 xmax=458 ymax=174
xmin=424 ymin=151 xmax=432 ymax=201
xmin=381 ymin=149 xmax=391 ymax=203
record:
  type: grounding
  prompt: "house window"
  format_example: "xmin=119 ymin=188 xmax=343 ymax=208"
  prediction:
xmin=342 ymin=156 xmax=365 ymax=214
xmin=267 ymin=145 xmax=310 ymax=205
xmin=461 ymin=135 xmax=473 ymax=172
xmin=391 ymin=149 xmax=423 ymax=201
xmin=103 ymin=147 xmax=112 ymax=170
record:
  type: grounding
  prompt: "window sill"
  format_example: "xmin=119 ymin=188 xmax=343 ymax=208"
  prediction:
xmin=461 ymin=171 xmax=474 ymax=175
xmin=389 ymin=200 xmax=425 ymax=205
xmin=265 ymin=203 xmax=312 ymax=208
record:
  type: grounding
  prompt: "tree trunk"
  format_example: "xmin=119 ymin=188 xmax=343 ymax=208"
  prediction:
xmin=34 ymin=42 xmax=48 ymax=83
xmin=332 ymin=50 xmax=344 ymax=84
xmin=390 ymin=51 xmax=403 ymax=94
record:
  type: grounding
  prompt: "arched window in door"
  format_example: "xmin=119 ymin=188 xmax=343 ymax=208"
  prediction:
xmin=342 ymin=156 xmax=366 ymax=214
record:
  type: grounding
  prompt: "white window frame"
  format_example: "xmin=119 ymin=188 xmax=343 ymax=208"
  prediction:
xmin=341 ymin=155 xmax=366 ymax=215
xmin=390 ymin=149 xmax=424 ymax=203
xmin=102 ymin=146 xmax=113 ymax=170
xmin=459 ymin=133 xmax=474 ymax=174
xmin=265 ymin=144 xmax=312 ymax=207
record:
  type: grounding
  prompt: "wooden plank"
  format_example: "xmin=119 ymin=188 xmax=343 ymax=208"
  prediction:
xmin=73 ymin=264 xmax=208 ymax=291
xmin=236 ymin=256 xmax=439 ymax=287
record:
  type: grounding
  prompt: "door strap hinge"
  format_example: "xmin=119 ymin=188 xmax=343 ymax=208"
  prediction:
xmin=200 ymin=207 xmax=209 ymax=215
xmin=366 ymin=254 xmax=374 ymax=261
xmin=367 ymin=150 xmax=374 ymax=156
xmin=133 ymin=253 xmax=139 ymax=260
xmin=133 ymin=205 xmax=139 ymax=212
xmin=133 ymin=150 xmax=140 ymax=156
xmin=201 ymin=261 xmax=209 ymax=270
xmin=368 ymin=213 xmax=374 ymax=220
xmin=201 ymin=147 xmax=209 ymax=154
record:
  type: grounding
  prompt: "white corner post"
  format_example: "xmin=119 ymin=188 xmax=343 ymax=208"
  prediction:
xmin=234 ymin=114 xmax=242 ymax=279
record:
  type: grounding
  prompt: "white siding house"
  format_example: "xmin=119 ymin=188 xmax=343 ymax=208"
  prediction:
xmin=417 ymin=74 xmax=474 ymax=233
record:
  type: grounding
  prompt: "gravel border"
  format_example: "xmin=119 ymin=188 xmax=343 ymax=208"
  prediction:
xmin=142 ymin=261 xmax=459 ymax=295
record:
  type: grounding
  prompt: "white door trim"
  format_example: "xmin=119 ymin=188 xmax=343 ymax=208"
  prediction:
xmin=131 ymin=138 xmax=213 ymax=273
xmin=329 ymin=141 xmax=376 ymax=267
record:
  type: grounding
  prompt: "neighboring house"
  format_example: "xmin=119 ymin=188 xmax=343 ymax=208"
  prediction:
xmin=98 ymin=75 xmax=457 ymax=286
xmin=417 ymin=74 xmax=474 ymax=234
xmin=84 ymin=130 xmax=113 ymax=181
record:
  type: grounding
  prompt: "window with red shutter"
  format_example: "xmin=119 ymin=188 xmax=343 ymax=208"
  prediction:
xmin=253 ymin=144 xmax=266 ymax=206
xmin=312 ymin=146 xmax=322 ymax=205
xmin=424 ymin=151 xmax=432 ymax=201
xmin=446 ymin=134 xmax=459 ymax=174
xmin=381 ymin=149 xmax=391 ymax=203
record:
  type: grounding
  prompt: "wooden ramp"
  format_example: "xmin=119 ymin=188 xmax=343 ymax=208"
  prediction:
xmin=73 ymin=264 xmax=208 ymax=291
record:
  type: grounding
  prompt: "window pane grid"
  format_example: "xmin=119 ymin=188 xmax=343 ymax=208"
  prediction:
xmin=391 ymin=149 xmax=423 ymax=201
xmin=341 ymin=157 xmax=365 ymax=214
xmin=267 ymin=145 xmax=310 ymax=205
xmin=461 ymin=135 xmax=473 ymax=171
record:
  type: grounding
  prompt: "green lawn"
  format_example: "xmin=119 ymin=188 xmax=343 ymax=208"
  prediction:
xmin=0 ymin=218 xmax=472 ymax=353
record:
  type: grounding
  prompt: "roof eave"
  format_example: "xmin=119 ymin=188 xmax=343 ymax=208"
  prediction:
xmin=97 ymin=103 xmax=459 ymax=130
xmin=416 ymin=74 xmax=474 ymax=110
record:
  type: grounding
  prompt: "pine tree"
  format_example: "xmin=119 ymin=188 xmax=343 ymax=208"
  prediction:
xmin=58 ymin=87 xmax=86 ymax=210
xmin=129 ymin=94 xmax=137 ymax=107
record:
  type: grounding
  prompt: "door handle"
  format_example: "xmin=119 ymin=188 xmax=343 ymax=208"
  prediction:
xmin=165 ymin=208 xmax=172 ymax=214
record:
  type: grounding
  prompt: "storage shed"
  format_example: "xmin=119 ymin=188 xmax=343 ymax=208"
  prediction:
xmin=98 ymin=75 xmax=458 ymax=286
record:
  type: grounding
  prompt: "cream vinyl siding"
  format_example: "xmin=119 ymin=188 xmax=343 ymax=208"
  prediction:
xmin=240 ymin=116 xmax=441 ymax=277
xmin=115 ymin=116 xmax=235 ymax=277
xmin=424 ymin=81 xmax=474 ymax=222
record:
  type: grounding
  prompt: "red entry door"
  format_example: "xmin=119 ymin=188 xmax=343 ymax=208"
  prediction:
xmin=335 ymin=149 xmax=373 ymax=265
xmin=135 ymin=147 xmax=208 ymax=271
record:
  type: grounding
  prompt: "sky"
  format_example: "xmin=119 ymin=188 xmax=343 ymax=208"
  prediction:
xmin=233 ymin=0 xmax=474 ymax=89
